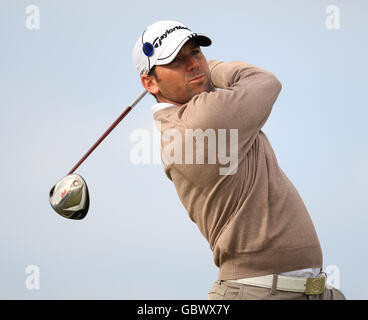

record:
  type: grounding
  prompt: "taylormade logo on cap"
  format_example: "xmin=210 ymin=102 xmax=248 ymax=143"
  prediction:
xmin=133 ymin=20 xmax=212 ymax=75
xmin=152 ymin=25 xmax=191 ymax=48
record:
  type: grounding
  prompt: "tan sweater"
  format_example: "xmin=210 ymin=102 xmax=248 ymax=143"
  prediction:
xmin=152 ymin=60 xmax=323 ymax=280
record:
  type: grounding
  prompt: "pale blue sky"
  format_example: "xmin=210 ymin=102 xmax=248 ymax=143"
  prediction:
xmin=1 ymin=0 xmax=367 ymax=299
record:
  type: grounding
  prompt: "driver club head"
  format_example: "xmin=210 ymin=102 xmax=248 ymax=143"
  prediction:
xmin=49 ymin=174 xmax=89 ymax=220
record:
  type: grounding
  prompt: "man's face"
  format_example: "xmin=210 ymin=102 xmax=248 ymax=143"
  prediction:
xmin=143 ymin=40 xmax=211 ymax=105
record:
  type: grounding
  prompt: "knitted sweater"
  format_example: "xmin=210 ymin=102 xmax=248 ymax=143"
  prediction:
xmin=152 ymin=60 xmax=323 ymax=280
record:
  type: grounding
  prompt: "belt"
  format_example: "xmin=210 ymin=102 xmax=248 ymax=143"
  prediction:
xmin=227 ymin=273 xmax=326 ymax=295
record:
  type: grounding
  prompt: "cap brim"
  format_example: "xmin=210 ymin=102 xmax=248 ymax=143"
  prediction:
xmin=155 ymin=33 xmax=212 ymax=66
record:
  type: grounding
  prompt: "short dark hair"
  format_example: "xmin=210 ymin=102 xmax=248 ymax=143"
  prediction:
xmin=148 ymin=66 xmax=160 ymax=81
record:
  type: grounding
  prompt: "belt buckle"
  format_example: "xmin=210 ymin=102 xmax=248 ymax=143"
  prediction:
xmin=305 ymin=276 xmax=326 ymax=295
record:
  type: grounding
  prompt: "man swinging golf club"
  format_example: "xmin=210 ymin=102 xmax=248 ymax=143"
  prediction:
xmin=133 ymin=20 xmax=345 ymax=300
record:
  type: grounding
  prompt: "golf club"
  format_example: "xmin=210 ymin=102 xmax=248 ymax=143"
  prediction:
xmin=49 ymin=90 xmax=148 ymax=219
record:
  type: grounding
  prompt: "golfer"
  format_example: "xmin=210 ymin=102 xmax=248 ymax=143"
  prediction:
xmin=133 ymin=20 xmax=345 ymax=300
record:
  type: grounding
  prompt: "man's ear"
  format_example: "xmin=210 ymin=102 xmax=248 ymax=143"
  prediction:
xmin=141 ymin=74 xmax=160 ymax=96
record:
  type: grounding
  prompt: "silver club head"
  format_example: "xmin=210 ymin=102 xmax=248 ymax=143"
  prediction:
xmin=49 ymin=174 xmax=89 ymax=219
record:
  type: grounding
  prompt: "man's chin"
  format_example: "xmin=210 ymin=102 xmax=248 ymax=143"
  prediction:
xmin=191 ymin=82 xmax=211 ymax=96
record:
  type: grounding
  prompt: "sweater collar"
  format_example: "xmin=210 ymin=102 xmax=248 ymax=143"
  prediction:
xmin=151 ymin=102 xmax=176 ymax=114
xmin=151 ymin=89 xmax=230 ymax=114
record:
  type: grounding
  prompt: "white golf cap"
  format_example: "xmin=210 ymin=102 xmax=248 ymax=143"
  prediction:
xmin=133 ymin=20 xmax=212 ymax=75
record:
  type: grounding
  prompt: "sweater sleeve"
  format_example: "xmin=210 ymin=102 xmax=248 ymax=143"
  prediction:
xmin=183 ymin=60 xmax=282 ymax=152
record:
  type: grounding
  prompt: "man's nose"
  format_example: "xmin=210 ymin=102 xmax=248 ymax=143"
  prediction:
xmin=186 ymin=55 xmax=200 ymax=72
